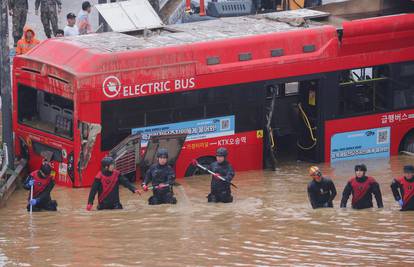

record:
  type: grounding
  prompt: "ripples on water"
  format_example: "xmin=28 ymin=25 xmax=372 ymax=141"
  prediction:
xmin=1 ymin=156 xmax=414 ymax=266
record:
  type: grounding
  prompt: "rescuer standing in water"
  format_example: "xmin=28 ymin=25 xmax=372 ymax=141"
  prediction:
xmin=86 ymin=157 xmax=140 ymax=211
xmin=207 ymin=147 xmax=235 ymax=203
xmin=340 ymin=164 xmax=383 ymax=209
xmin=23 ymin=161 xmax=58 ymax=212
xmin=391 ymin=165 xmax=414 ymax=211
xmin=142 ymin=149 xmax=177 ymax=205
xmin=307 ymin=166 xmax=337 ymax=209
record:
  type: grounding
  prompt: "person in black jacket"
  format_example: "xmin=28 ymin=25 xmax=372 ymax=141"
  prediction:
xmin=340 ymin=164 xmax=383 ymax=209
xmin=142 ymin=149 xmax=177 ymax=205
xmin=307 ymin=166 xmax=337 ymax=209
xmin=207 ymin=147 xmax=235 ymax=203
xmin=391 ymin=165 xmax=414 ymax=211
xmin=23 ymin=161 xmax=57 ymax=212
xmin=86 ymin=157 xmax=140 ymax=211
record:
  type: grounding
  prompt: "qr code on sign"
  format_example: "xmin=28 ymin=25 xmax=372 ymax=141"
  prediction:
xmin=377 ymin=129 xmax=389 ymax=144
xmin=220 ymin=119 xmax=230 ymax=130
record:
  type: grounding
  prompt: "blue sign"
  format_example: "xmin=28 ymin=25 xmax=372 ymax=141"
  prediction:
xmin=132 ymin=115 xmax=235 ymax=145
xmin=331 ymin=127 xmax=391 ymax=162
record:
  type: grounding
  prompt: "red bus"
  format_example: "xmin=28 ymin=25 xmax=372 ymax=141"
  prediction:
xmin=12 ymin=11 xmax=414 ymax=187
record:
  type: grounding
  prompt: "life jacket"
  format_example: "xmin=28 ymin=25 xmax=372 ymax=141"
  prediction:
xmin=31 ymin=170 xmax=52 ymax=198
xmin=398 ymin=176 xmax=414 ymax=208
xmin=96 ymin=170 xmax=120 ymax=204
xmin=350 ymin=176 xmax=375 ymax=206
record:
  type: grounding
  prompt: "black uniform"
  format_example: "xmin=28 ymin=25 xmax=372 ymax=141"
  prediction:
xmin=340 ymin=176 xmax=383 ymax=209
xmin=23 ymin=172 xmax=57 ymax=212
xmin=88 ymin=170 xmax=137 ymax=210
xmin=143 ymin=163 xmax=177 ymax=205
xmin=391 ymin=176 xmax=414 ymax=211
xmin=207 ymin=161 xmax=235 ymax=203
xmin=307 ymin=177 xmax=337 ymax=209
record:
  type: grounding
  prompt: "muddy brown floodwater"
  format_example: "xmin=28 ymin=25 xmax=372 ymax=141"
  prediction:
xmin=1 ymin=156 xmax=414 ymax=266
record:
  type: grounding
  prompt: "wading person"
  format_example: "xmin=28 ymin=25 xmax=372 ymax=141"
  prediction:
xmin=35 ymin=0 xmax=62 ymax=38
xmin=142 ymin=149 xmax=177 ymax=205
xmin=86 ymin=157 xmax=140 ymax=211
xmin=23 ymin=161 xmax=57 ymax=212
xmin=340 ymin=164 xmax=383 ymax=209
xmin=391 ymin=165 xmax=414 ymax=211
xmin=307 ymin=166 xmax=337 ymax=209
xmin=207 ymin=147 xmax=235 ymax=203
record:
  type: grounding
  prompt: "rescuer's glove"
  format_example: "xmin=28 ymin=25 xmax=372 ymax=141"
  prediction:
xmin=30 ymin=198 xmax=38 ymax=206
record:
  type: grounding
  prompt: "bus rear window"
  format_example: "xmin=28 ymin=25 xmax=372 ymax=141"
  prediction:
xmin=18 ymin=84 xmax=74 ymax=139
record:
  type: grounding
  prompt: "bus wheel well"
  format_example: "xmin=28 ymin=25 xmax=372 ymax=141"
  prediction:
xmin=399 ymin=128 xmax=414 ymax=153
xmin=184 ymin=156 xmax=215 ymax=177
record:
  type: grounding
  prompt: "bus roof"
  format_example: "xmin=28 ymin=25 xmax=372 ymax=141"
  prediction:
xmin=18 ymin=9 xmax=414 ymax=78
xmin=20 ymin=9 xmax=329 ymax=72
xmin=65 ymin=9 xmax=326 ymax=52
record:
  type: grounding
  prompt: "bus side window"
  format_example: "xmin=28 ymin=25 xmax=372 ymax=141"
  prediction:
xmin=392 ymin=61 xmax=414 ymax=109
xmin=338 ymin=65 xmax=390 ymax=116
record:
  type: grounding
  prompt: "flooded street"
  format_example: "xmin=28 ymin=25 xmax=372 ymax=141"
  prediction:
xmin=1 ymin=156 xmax=414 ymax=266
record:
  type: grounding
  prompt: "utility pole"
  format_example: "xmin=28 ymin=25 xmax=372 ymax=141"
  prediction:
xmin=0 ymin=0 xmax=15 ymax=169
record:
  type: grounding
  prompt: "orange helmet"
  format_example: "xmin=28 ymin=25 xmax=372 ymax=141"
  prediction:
xmin=309 ymin=166 xmax=321 ymax=177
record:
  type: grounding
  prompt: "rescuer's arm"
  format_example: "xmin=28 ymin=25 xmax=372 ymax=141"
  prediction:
xmin=143 ymin=167 xmax=152 ymax=186
xmin=166 ymin=166 xmax=175 ymax=185
xmin=390 ymin=179 xmax=402 ymax=201
xmin=307 ymin=184 xmax=318 ymax=209
xmin=372 ymin=182 xmax=384 ymax=208
xmin=36 ymin=181 xmax=55 ymax=203
xmin=328 ymin=179 xmax=337 ymax=203
xmin=340 ymin=182 xmax=352 ymax=208
xmin=225 ymin=165 xmax=235 ymax=182
xmin=87 ymin=178 xmax=101 ymax=204
xmin=119 ymin=175 xmax=137 ymax=193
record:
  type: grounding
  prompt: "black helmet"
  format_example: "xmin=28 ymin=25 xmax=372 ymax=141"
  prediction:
xmin=156 ymin=148 xmax=168 ymax=158
xmin=216 ymin=147 xmax=228 ymax=157
xmin=404 ymin=165 xmax=414 ymax=173
xmin=101 ymin=156 xmax=115 ymax=170
xmin=40 ymin=162 xmax=52 ymax=176
xmin=355 ymin=164 xmax=367 ymax=172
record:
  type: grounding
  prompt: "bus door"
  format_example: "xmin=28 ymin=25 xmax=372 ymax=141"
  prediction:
xmin=297 ymin=80 xmax=320 ymax=162
xmin=140 ymin=134 xmax=187 ymax=177
xmin=109 ymin=134 xmax=141 ymax=181
xmin=264 ymin=78 xmax=321 ymax=166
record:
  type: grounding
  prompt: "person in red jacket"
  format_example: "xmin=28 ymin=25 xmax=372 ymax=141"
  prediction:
xmin=340 ymin=164 xmax=383 ymax=209
xmin=23 ymin=161 xmax=57 ymax=212
xmin=86 ymin=157 xmax=140 ymax=211
xmin=391 ymin=165 xmax=414 ymax=211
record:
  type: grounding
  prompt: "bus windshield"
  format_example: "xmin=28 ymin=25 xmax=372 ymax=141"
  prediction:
xmin=17 ymin=84 xmax=74 ymax=139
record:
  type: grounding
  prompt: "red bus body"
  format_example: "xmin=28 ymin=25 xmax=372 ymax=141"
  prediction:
xmin=12 ymin=12 xmax=414 ymax=187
